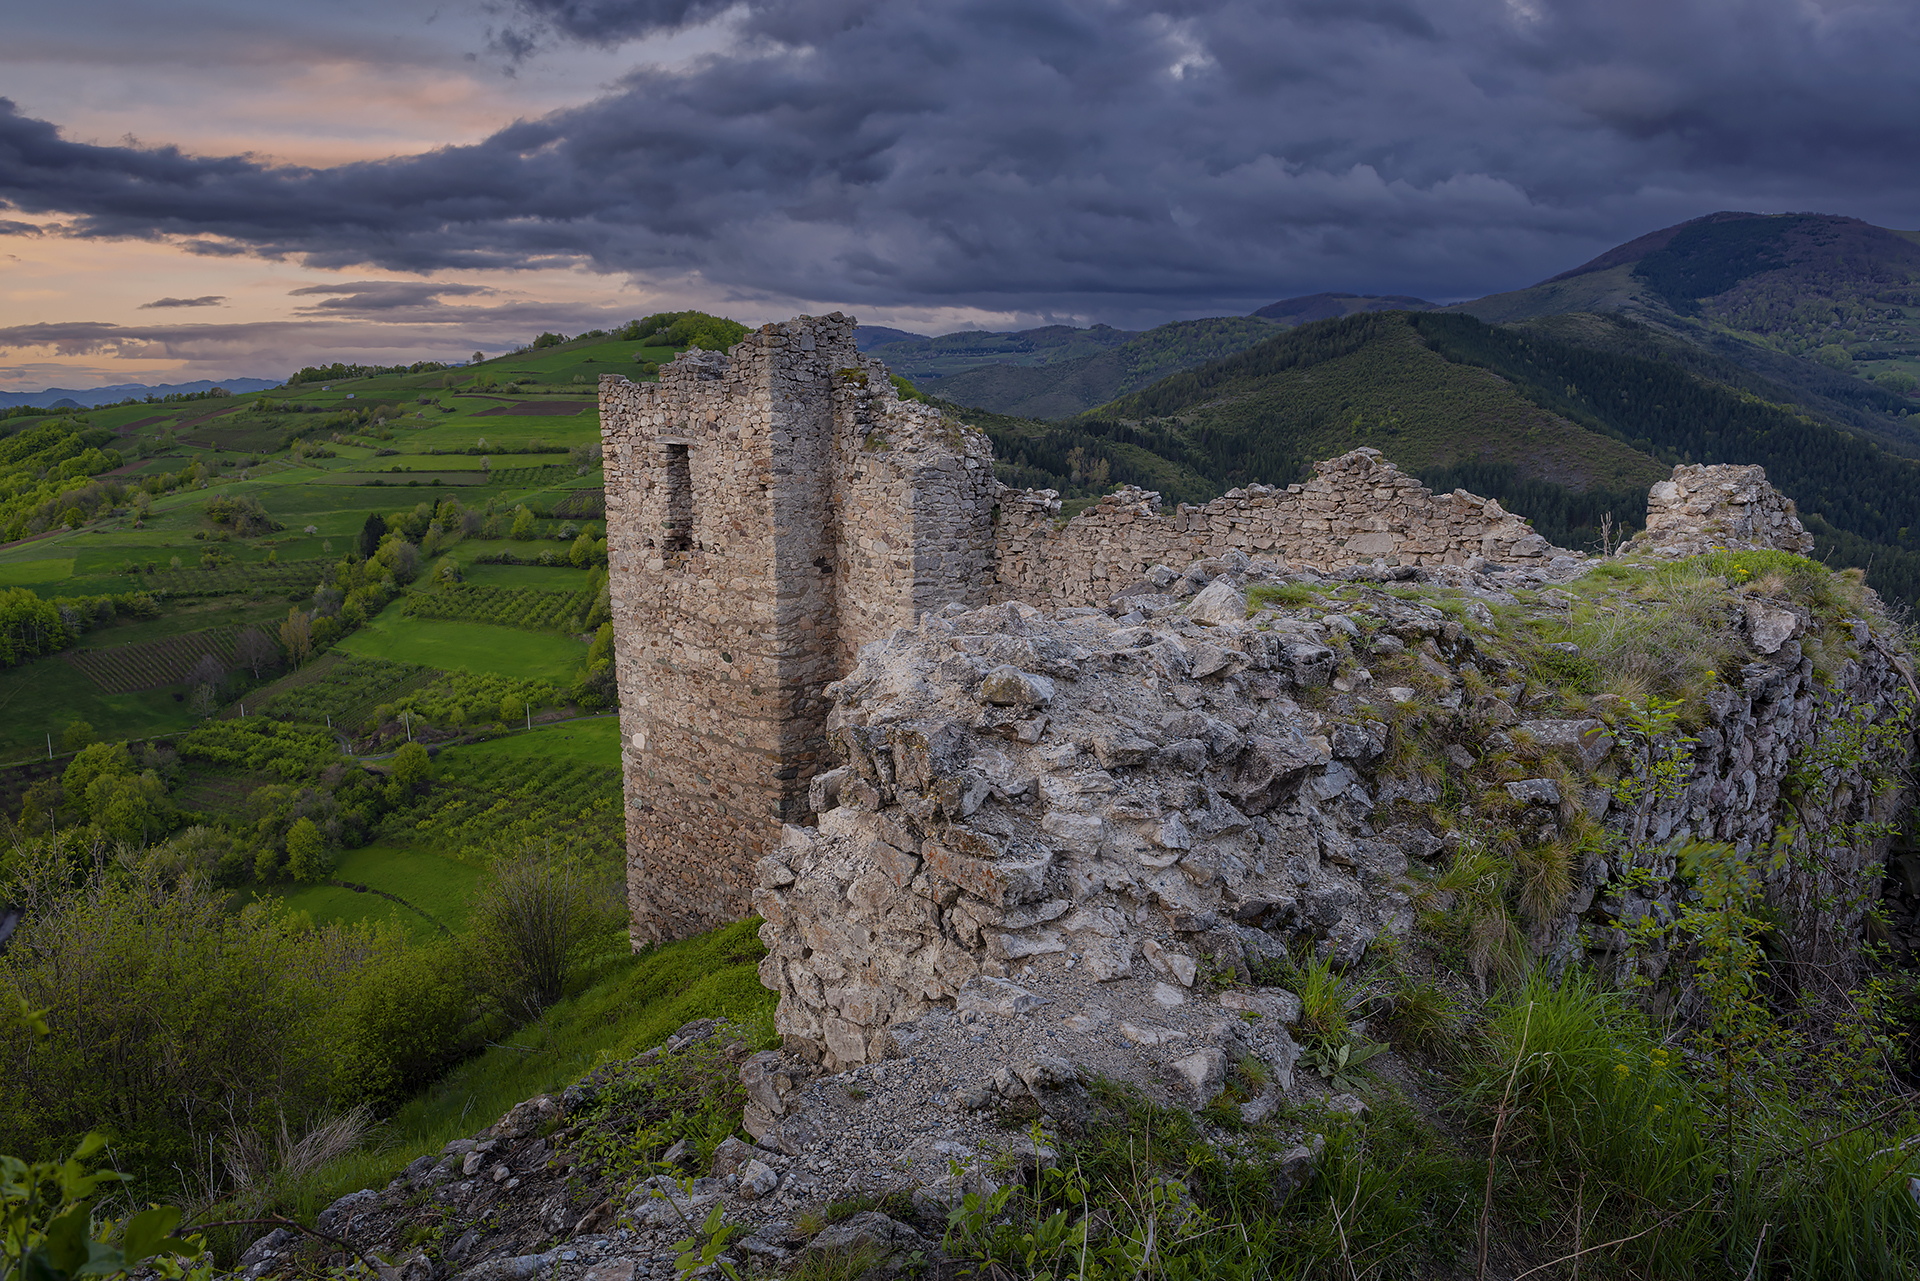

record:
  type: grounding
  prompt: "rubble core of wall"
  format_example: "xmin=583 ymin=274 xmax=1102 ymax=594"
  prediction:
xmin=1626 ymin=462 xmax=1816 ymax=559
xmin=991 ymin=448 xmax=1561 ymax=609
xmin=598 ymin=315 xmax=996 ymax=944
xmin=757 ymin=546 xmax=1915 ymax=1073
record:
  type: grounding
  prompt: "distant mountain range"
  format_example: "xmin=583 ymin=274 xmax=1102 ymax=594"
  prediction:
xmin=855 ymin=294 xmax=1427 ymax=418
xmin=0 ymin=378 xmax=282 ymax=410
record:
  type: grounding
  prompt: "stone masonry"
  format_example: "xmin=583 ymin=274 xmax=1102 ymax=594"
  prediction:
xmin=991 ymin=448 xmax=1556 ymax=608
xmin=1625 ymin=462 xmax=1816 ymax=559
xmin=599 ymin=315 xmax=996 ymax=944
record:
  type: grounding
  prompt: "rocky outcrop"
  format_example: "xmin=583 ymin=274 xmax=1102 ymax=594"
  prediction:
xmin=758 ymin=542 xmax=1915 ymax=1070
xmin=1629 ymin=462 xmax=1815 ymax=558
xmin=250 ymin=1015 xmax=1337 ymax=1281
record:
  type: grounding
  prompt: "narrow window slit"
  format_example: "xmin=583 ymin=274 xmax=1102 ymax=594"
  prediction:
xmin=662 ymin=442 xmax=692 ymax=554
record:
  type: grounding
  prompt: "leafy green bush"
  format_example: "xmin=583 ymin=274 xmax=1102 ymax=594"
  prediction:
xmin=337 ymin=937 xmax=475 ymax=1107
xmin=468 ymin=851 xmax=626 ymax=1019
xmin=0 ymin=871 xmax=370 ymax=1183
xmin=178 ymin=720 xmax=342 ymax=782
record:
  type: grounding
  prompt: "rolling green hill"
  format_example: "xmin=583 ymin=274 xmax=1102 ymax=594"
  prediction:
xmin=860 ymin=323 xmax=1143 ymax=381
xmin=1080 ymin=310 xmax=1667 ymax=511
xmin=896 ymin=296 xmax=1439 ymax=418
xmin=1449 ymin=211 xmax=1920 ymax=451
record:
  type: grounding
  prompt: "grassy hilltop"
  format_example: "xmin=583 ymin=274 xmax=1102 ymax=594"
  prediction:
xmin=0 ymin=317 xmax=753 ymax=945
xmin=5 ymin=267 xmax=1920 ymax=1278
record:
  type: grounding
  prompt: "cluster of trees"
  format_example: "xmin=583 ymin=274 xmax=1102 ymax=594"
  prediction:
xmin=0 ymin=588 xmax=161 ymax=669
xmin=136 ymin=385 xmax=235 ymax=405
xmin=0 ymin=420 xmax=127 ymax=539
xmin=283 ymin=359 xmax=451 ymax=386
xmin=202 ymin=493 xmax=280 ymax=537
xmin=615 ymin=311 xmax=750 ymax=351
xmin=15 ymin=721 xmax=426 ymax=884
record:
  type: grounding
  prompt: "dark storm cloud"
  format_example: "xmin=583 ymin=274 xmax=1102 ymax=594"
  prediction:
xmin=288 ymin=280 xmax=497 ymax=313
xmin=4 ymin=0 xmax=1918 ymax=319
xmin=488 ymin=0 xmax=739 ymax=54
xmin=139 ymin=295 xmax=226 ymax=308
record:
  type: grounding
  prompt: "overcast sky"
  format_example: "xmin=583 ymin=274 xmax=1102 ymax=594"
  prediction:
xmin=2 ymin=0 xmax=1916 ymax=389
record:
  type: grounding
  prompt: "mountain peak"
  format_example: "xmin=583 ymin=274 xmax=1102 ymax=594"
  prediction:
xmin=1250 ymin=293 xmax=1433 ymax=324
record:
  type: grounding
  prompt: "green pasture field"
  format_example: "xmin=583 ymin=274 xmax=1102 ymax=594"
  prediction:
xmin=442 ymin=715 xmax=622 ymax=769
xmin=403 ymin=419 xmax=596 ymax=452
xmin=0 ymin=660 xmax=197 ymax=761
xmin=339 ymin=454 xmax=495 ymax=472
xmin=458 ymin=562 xmax=596 ymax=589
xmin=263 ymin=841 xmax=483 ymax=939
xmin=447 ymin=536 xmax=596 ymax=563
xmin=0 ymin=558 xmax=73 ymax=586
xmin=312 ymin=473 xmax=492 ymax=488
xmin=335 ymin=602 xmax=586 ymax=682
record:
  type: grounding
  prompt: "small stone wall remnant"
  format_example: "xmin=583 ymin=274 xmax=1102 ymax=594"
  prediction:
xmin=1628 ymin=463 xmax=1815 ymax=558
xmin=991 ymin=448 xmax=1560 ymax=608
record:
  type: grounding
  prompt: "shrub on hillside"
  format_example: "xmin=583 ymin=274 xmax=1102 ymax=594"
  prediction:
xmin=468 ymin=849 xmax=625 ymax=1020
xmin=0 ymin=870 xmax=362 ymax=1179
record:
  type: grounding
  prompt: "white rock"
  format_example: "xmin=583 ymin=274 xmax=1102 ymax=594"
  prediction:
xmin=1143 ymin=939 xmax=1198 ymax=986
xmin=955 ymin=975 xmax=1049 ymax=1016
xmin=1169 ymin=1047 xmax=1228 ymax=1100
xmin=1120 ymin=1021 xmax=1189 ymax=1047
xmin=1186 ymin=578 xmax=1247 ymax=625
xmin=738 ymin=1159 xmax=779 ymax=1200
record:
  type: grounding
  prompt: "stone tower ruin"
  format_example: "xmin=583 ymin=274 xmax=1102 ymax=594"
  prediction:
xmin=598 ymin=314 xmax=998 ymax=943
xmin=601 ymin=313 xmax=1575 ymax=945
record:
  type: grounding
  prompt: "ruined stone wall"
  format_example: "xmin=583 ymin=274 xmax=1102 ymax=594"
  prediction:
xmin=827 ymin=369 xmax=998 ymax=675
xmin=991 ymin=448 xmax=1560 ymax=608
xmin=600 ymin=316 xmax=996 ymax=943
xmin=602 ymin=313 xmax=1848 ymax=956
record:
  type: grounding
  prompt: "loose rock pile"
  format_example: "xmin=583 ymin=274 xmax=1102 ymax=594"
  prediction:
xmin=762 ymin=535 xmax=1914 ymax=1069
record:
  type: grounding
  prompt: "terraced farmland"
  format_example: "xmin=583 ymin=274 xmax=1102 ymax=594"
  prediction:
xmin=144 ymin=558 xmax=330 ymax=598
xmin=485 ymin=465 xmax=571 ymax=487
xmin=403 ymin=584 xmax=591 ymax=634
xmin=65 ymin=626 xmax=239 ymax=692
xmin=260 ymin=654 xmax=435 ymax=728
xmin=222 ymin=651 xmax=342 ymax=718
